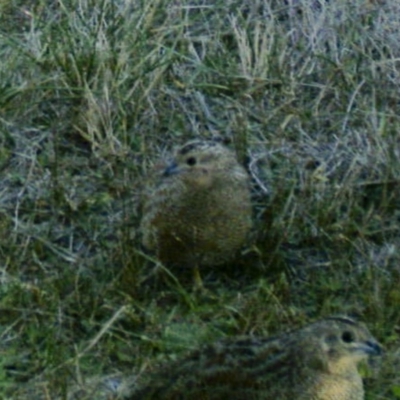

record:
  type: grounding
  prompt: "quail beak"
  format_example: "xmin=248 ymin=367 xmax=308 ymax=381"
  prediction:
xmin=364 ymin=340 xmax=383 ymax=357
xmin=354 ymin=340 xmax=383 ymax=361
xmin=163 ymin=162 xmax=181 ymax=177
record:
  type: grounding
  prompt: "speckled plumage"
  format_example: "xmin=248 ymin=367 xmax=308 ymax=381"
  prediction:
xmin=140 ymin=140 xmax=252 ymax=270
xmin=128 ymin=317 xmax=382 ymax=400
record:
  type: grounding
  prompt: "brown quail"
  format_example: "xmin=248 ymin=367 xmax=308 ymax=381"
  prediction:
xmin=127 ymin=316 xmax=382 ymax=400
xmin=140 ymin=140 xmax=252 ymax=286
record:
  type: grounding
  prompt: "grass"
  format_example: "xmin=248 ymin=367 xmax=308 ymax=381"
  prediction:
xmin=0 ymin=0 xmax=400 ymax=398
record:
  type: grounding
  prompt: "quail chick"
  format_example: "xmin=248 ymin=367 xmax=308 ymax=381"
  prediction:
xmin=140 ymin=140 xmax=252 ymax=286
xmin=128 ymin=316 xmax=382 ymax=400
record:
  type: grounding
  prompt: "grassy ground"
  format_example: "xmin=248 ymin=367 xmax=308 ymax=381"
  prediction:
xmin=1 ymin=0 xmax=400 ymax=398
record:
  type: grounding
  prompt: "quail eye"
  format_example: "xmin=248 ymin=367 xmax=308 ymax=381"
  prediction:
xmin=186 ymin=157 xmax=196 ymax=166
xmin=341 ymin=331 xmax=354 ymax=343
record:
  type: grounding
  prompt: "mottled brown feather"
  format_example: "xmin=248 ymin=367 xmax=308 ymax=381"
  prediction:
xmin=128 ymin=317 xmax=382 ymax=400
xmin=140 ymin=140 xmax=252 ymax=268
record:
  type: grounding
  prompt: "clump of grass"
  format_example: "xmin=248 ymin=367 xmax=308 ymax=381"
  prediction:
xmin=1 ymin=0 xmax=400 ymax=398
